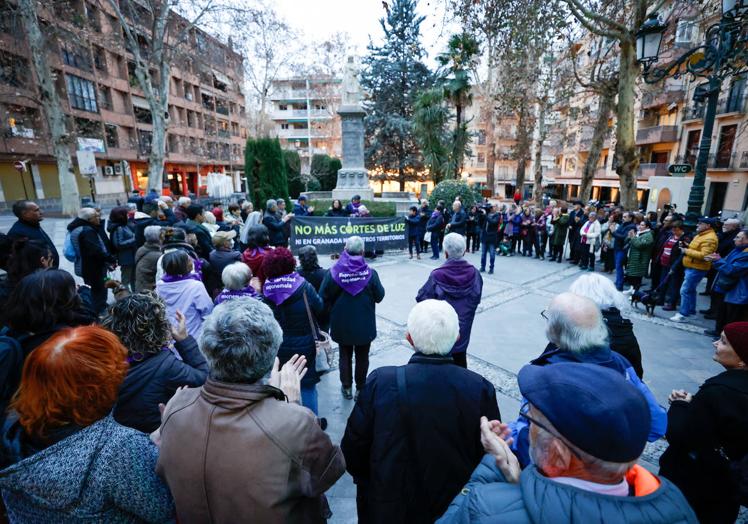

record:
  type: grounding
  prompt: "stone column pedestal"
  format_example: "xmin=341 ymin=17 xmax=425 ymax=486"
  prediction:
xmin=333 ymin=104 xmax=373 ymax=201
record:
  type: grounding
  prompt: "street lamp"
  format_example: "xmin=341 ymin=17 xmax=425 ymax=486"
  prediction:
xmin=636 ymin=5 xmax=747 ymax=225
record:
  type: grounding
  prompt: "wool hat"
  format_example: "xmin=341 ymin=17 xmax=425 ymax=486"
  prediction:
xmin=212 ymin=229 xmax=236 ymax=247
xmin=724 ymin=322 xmax=748 ymax=364
xmin=518 ymin=362 xmax=650 ymax=463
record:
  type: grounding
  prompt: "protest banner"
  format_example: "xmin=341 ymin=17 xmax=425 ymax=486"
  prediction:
xmin=289 ymin=216 xmax=407 ymax=255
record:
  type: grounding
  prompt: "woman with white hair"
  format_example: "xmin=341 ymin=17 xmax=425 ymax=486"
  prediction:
xmin=320 ymin=236 xmax=385 ymax=400
xmin=214 ymin=262 xmax=259 ymax=304
xmin=569 ymin=272 xmax=644 ymax=379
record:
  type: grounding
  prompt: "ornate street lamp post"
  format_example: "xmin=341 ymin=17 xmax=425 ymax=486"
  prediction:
xmin=636 ymin=1 xmax=747 ymax=224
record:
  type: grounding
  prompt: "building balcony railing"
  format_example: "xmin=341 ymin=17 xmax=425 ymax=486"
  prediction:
xmin=641 ymin=88 xmax=685 ymax=109
xmin=637 ymin=163 xmax=669 ymax=178
xmin=717 ymin=94 xmax=747 ymax=116
xmin=277 ymin=128 xmax=328 ymax=139
xmin=708 ymin=152 xmax=747 ymax=170
xmin=682 ymin=105 xmax=705 ymax=121
xmin=635 ymin=125 xmax=679 ymax=145
xmin=215 ymin=105 xmax=229 ymax=116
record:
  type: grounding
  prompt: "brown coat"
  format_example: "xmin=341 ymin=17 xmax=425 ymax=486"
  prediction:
xmin=156 ymin=380 xmax=345 ymax=524
xmin=134 ymin=242 xmax=162 ymax=292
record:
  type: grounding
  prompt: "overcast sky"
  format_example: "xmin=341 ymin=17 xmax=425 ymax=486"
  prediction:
xmin=272 ymin=0 xmax=457 ymax=67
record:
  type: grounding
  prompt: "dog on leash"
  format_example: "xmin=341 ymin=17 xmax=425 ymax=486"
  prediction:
xmin=631 ymin=287 xmax=658 ymax=316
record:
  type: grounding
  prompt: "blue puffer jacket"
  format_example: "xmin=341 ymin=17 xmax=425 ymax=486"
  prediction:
xmin=0 ymin=415 xmax=174 ymax=523
xmin=436 ymin=455 xmax=698 ymax=524
xmin=509 ymin=344 xmax=667 ymax=467
xmin=713 ymin=246 xmax=748 ymax=305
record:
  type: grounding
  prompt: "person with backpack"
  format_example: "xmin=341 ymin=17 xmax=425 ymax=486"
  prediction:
xmin=659 ymin=321 xmax=748 ymax=524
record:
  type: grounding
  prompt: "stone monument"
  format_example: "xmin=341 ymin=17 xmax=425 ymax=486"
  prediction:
xmin=332 ymin=56 xmax=374 ymax=202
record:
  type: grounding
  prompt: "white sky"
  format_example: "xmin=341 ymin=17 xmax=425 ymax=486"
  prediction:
xmin=272 ymin=0 xmax=457 ymax=67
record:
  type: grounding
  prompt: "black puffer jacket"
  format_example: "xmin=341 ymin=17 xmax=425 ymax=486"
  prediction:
xmin=602 ymin=307 xmax=643 ymax=379
xmin=114 ymin=336 xmax=208 ymax=433
xmin=320 ymin=269 xmax=385 ymax=346
xmin=263 ymin=281 xmax=324 ymax=387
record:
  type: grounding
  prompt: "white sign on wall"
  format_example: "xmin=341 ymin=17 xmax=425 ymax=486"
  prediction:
xmin=76 ymin=150 xmax=98 ymax=176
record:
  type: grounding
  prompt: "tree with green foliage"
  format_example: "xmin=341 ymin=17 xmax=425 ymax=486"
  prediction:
xmin=245 ymin=137 xmax=289 ymax=210
xmin=360 ymin=0 xmax=433 ymax=191
xmin=436 ymin=32 xmax=480 ymax=179
xmin=430 ymin=179 xmax=480 ymax=209
xmin=310 ymin=154 xmax=333 ymax=191
xmin=284 ymin=150 xmax=304 ymax=198
xmin=413 ymin=88 xmax=451 ymax=184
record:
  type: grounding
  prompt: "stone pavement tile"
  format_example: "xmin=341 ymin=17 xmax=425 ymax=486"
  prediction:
xmin=328 ymin=495 xmax=357 ymax=523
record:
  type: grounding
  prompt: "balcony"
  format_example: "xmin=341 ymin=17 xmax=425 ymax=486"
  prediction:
xmin=636 ymin=125 xmax=678 ymax=145
xmin=717 ymin=94 xmax=746 ymax=116
xmin=682 ymin=105 xmax=705 ymax=122
xmin=637 ymin=163 xmax=669 ymax=178
xmin=640 ymin=88 xmax=685 ymax=109
xmin=271 ymin=89 xmax=310 ymax=101
xmin=277 ymin=128 xmax=328 ymax=139
xmin=708 ymin=152 xmax=747 ymax=170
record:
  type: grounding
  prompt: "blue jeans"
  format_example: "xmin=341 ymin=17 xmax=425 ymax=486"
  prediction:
xmin=300 ymin=385 xmax=318 ymax=415
xmin=431 ymin=237 xmax=440 ymax=258
xmin=679 ymin=269 xmax=707 ymax=316
xmin=481 ymin=240 xmax=496 ymax=270
xmin=614 ymin=250 xmax=627 ymax=290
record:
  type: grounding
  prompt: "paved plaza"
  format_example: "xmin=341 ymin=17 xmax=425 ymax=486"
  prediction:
xmin=0 ymin=216 xmax=725 ymax=523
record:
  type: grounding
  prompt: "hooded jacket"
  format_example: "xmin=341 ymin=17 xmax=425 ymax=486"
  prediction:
xmin=416 ymin=258 xmax=483 ymax=354
xmin=437 ymin=455 xmax=697 ymax=524
xmin=713 ymin=246 xmax=748 ymax=304
xmin=0 ymin=415 xmax=174 ymax=523
xmin=156 ymin=380 xmax=345 ymax=524
xmin=156 ymin=278 xmax=214 ymax=340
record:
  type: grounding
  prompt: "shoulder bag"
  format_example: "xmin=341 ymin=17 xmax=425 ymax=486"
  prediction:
xmin=303 ymin=290 xmax=333 ymax=373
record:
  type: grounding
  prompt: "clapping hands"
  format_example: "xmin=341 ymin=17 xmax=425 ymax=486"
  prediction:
xmin=480 ymin=416 xmax=520 ymax=483
xmin=269 ymin=354 xmax=308 ymax=404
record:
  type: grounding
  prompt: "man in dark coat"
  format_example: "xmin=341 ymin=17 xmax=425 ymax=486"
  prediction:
xmin=262 ymin=199 xmax=293 ymax=247
xmin=181 ymin=205 xmax=213 ymax=259
xmin=7 ymin=200 xmax=59 ymax=268
xmin=342 ymin=299 xmax=501 ymax=524
xmin=480 ymin=204 xmax=500 ymax=274
xmin=446 ymin=201 xmax=467 ymax=236
xmin=613 ymin=211 xmax=636 ymax=290
xmin=416 ymin=233 xmax=483 ymax=368
xmin=702 ymin=218 xmax=741 ymax=318
xmin=67 ymin=208 xmax=117 ymax=313
xmin=320 ymin=236 xmax=385 ymax=400
xmin=292 ymin=195 xmax=314 ymax=216
xmin=127 ymin=190 xmax=144 ymax=212
xmin=567 ymin=201 xmax=585 ymax=263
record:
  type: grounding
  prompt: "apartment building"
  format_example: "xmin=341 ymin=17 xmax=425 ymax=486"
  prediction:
xmin=0 ymin=0 xmax=247 ymax=210
xmin=269 ymin=77 xmax=341 ymax=174
xmin=546 ymin=7 xmax=747 ymax=216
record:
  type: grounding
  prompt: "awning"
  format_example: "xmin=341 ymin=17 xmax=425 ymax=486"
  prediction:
xmin=212 ymin=70 xmax=231 ymax=86
xmin=131 ymin=96 xmax=150 ymax=110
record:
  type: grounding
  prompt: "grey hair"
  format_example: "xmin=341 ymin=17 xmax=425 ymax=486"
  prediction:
xmin=529 ymin=407 xmax=636 ymax=479
xmin=345 ymin=235 xmax=365 ymax=255
xmin=177 ymin=196 xmax=191 ymax=207
xmin=545 ymin=293 xmax=609 ymax=353
xmin=443 ymin=233 xmax=466 ymax=259
xmin=407 ymin=300 xmax=459 ymax=355
xmin=265 ymin=199 xmax=277 ymax=211
xmin=568 ymin=273 xmax=628 ymax=312
xmin=199 ymin=298 xmax=282 ymax=384
xmin=78 ymin=207 xmax=97 ymax=220
xmin=222 ymin=262 xmax=252 ymax=290
xmin=144 ymin=225 xmax=162 ymax=244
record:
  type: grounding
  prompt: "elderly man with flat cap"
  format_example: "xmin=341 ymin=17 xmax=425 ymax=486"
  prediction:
xmin=438 ymin=363 xmax=698 ymax=524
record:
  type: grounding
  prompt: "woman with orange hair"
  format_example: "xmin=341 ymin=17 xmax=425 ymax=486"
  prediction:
xmin=0 ymin=326 xmax=174 ymax=523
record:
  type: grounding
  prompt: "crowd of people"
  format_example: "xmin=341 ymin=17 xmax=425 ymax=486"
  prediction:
xmin=0 ymin=194 xmax=746 ymax=523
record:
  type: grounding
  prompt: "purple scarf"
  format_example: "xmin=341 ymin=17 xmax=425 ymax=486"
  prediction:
xmin=160 ymin=272 xmax=203 ymax=283
xmin=330 ymin=250 xmax=372 ymax=296
xmin=262 ymin=272 xmax=304 ymax=305
xmin=215 ymin=286 xmax=259 ymax=304
xmin=431 ymin=210 xmax=442 ymax=219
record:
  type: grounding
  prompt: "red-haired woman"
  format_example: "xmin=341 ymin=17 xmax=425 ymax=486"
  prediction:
xmin=261 ymin=247 xmax=323 ymax=416
xmin=0 ymin=326 xmax=174 ymax=522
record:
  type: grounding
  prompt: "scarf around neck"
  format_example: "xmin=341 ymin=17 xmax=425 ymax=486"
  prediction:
xmin=262 ymin=272 xmax=304 ymax=305
xmin=160 ymin=272 xmax=202 ymax=284
xmin=330 ymin=250 xmax=372 ymax=296
xmin=215 ymin=286 xmax=259 ymax=304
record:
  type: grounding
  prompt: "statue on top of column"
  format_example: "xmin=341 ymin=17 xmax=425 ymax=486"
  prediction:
xmin=342 ymin=56 xmax=362 ymax=106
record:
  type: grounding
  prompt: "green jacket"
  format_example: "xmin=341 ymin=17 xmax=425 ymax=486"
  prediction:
xmin=551 ymin=214 xmax=569 ymax=247
xmin=626 ymin=230 xmax=654 ymax=277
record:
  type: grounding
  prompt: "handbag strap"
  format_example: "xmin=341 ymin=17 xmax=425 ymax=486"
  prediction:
xmin=302 ymin=290 xmax=320 ymax=340
xmin=397 ymin=367 xmax=421 ymax=477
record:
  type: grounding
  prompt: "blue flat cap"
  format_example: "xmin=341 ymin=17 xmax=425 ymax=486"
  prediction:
xmin=518 ymin=363 xmax=651 ymax=463
xmin=698 ymin=216 xmax=716 ymax=224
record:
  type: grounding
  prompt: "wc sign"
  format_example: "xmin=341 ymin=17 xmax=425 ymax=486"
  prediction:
xmin=668 ymin=164 xmax=692 ymax=175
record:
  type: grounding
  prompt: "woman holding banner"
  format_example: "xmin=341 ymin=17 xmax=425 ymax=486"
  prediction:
xmin=320 ymin=236 xmax=385 ymax=401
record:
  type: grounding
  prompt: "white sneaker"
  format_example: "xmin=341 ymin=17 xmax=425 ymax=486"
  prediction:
xmin=622 ymin=287 xmax=635 ymax=296
xmin=670 ymin=313 xmax=687 ymax=323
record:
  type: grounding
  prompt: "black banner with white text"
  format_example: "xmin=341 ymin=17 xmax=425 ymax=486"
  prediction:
xmin=289 ymin=216 xmax=407 ymax=255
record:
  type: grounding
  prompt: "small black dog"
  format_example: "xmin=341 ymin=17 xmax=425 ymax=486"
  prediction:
xmin=631 ymin=287 xmax=659 ymax=316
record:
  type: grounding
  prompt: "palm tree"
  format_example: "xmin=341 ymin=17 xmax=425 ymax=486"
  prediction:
xmin=436 ymin=33 xmax=480 ymax=179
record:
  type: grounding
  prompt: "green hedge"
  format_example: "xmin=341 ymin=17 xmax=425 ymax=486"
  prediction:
xmin=429 ymin=179 xmax=480 ymax=208
xmin=308 ymin=199 xmax=396 ymax=217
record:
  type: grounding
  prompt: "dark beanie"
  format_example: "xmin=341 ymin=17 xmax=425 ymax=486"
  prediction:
xmin=724 ymin=322 xmax=748 ymax=364
xmin=518 ymin=363 xmax=650 ymax=463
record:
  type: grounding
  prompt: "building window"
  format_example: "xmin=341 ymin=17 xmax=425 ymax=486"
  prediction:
xmin=98 ymin=85 xmax=112 ymax=110
xmin=477 ymin=152 xmax=485 ymax=163
xmin=0 ymin=51 xmax=29 ymax=88
xmin=281 ymin=123 xmax=289 ymax=130
xmin=5 ymin=105 xmax=39 ymax=138
xmin=138 ymin=129 xmax=152 ymax=155
xmin=134 ymin=106 xmax=152 ymax=124
xmin=725 ymin=76 xmax=746 ymax=113
xmin=715 ymin=124 xmax=737 ymax=168
xmin=478 ymin=130 xmax=486 ymax=145
xmin=279 ymin=104 xmax=288 ymax=111
xmin=65 ymin=74 xmax=98 ymax=112
xmin=86 ymin=3 xmax=101 ymax=31
xmin=105 ymin=124 xmax=119 ymax=148
xmin=675 ymin=20 xmax=696 ymax=45
xmin=93 ymin=47 xmax=107 ymax=72
xmin=61 ymin=42 xmax=92 ymax=72
xmin=685 ymin=129 xmax=701 ymax=166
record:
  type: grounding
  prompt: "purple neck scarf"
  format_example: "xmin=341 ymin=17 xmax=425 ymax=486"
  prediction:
xmin=330 ymin=250 xmax=372 ymax=296
xmin=161 ymin=272 xmax=202 ymax=284
xmin=431 ymin=210 xmax=442 ymax=218
xmin=215 ymin=286 xmax=259 ymax=304
xmin=263 ymin=272 xmax=304 ymax=305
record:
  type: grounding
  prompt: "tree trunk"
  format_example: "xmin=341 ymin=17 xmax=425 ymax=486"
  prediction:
xmin=532 ymin=101 xmax=547 ymax=202
xmin=454 ymin=102 xmax=463 ymax=179
xmin=148 ymin=109 xmax=167 ymax=192
xmin=18 ymin=0 xmax=80 ymax=216
xmin=483 ymin=53 xmax=497 ymax=196
xmin=580 ymin=92 xmax=614 ymax=202
xmin=514 ymin=102 xmax=533 ymax=195
xmin=614 ymin=39 xmax=639 ymax=210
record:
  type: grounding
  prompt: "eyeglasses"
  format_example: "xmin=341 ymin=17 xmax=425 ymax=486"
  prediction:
xmin=524 ymin=410 xmax=583 ymax=460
